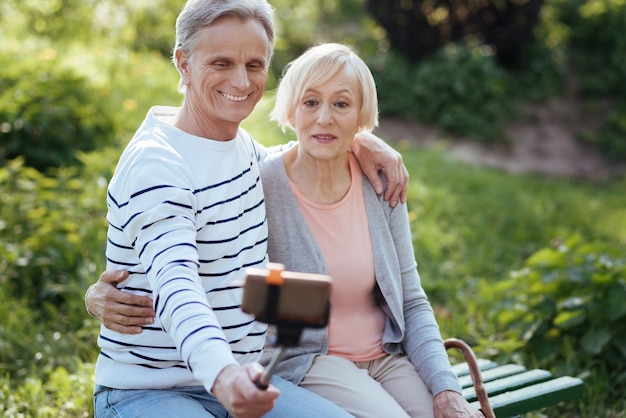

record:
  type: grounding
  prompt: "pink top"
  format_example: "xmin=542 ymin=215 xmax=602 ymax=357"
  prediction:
xmin=289 ymin=154 xmax=386 ymax=361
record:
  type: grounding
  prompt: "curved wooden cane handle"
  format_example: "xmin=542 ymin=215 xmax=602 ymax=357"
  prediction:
xmin=444 ymin=338 xmax=496 ymax=418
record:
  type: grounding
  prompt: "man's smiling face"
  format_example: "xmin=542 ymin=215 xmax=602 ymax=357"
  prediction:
xmin=179 ymin=16 xmax=270 ymax=139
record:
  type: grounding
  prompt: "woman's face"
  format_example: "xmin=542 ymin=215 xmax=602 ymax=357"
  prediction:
xmin=292 ymin=68 xmax=361 ymax=162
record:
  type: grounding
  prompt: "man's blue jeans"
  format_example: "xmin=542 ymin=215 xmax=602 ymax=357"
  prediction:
xmin=94 ymin=375 xmax=354 ymax=417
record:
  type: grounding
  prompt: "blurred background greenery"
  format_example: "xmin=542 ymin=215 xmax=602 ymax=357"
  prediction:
xmin=1 ymin=0 xmax=625 ymax=417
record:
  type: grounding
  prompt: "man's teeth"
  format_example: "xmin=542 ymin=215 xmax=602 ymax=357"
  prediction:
xmin=221 ymin=92 xmax=248 ymax=102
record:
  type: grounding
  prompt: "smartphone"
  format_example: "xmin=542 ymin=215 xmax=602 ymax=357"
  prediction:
xmin=241 ymin=265 xmax=332 ymax=328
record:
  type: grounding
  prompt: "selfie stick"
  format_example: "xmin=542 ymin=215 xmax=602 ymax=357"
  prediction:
xmin=256 ymin=345 xmax=285 ymax=390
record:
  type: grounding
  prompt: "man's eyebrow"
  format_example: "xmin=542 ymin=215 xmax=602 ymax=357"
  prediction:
xmin=209 ymin=55 xmax=234 ymax=62
xmin=207 ymin=56 xmax=267 ymax=66
xmin=248 ymin=57 xmax=267 ymax=66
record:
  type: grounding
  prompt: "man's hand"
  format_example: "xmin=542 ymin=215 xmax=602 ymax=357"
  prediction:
xmin=433 ymin=390 xmax=484 ymax=418
xmin=212 ymin=363 xmax=280 ymax=418
xmin=85 ymin=270 xmax=155 ymax=334
xmin=351 ymin=131 xmax=408 ymax=208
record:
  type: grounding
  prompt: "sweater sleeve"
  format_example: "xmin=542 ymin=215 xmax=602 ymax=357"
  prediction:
xmin=114 ymin=158 xmax=238 ymax=392
xmin=386 ymin=200 xmax=462 ymax=396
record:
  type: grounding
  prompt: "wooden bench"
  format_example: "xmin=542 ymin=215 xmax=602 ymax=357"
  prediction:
xmin=445 ymin=339 xmax=584 ymax=417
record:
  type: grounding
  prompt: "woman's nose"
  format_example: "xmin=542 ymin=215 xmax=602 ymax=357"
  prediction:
xmin=317 ymin=105 xmax=333 ymax=126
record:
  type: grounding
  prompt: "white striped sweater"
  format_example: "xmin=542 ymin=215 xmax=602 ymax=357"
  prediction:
xmin=95 ymin=106 xmax=269 ymax=393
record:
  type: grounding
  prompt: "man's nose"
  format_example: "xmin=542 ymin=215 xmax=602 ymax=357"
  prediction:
xmin=230 ymin=65 xmax=251 ymax=90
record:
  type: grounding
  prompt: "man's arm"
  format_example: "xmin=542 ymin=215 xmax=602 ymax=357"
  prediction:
xmin=351 ymin=131 xmax=408 ymax=208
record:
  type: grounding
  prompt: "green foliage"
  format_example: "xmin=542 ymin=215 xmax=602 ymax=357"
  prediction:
xmin=1 ymin=0 xmax=102 ymax=42
xmin=0 ymin=155 xmax=113 ymax=381
xmin=0 ymin=158 xmax=109 ymax=310
xmin=553 ymin=0 xmax=626 ymax=100
xmin=372 ymin=45 xmax=513 ymax=141
xmin=579 ymin=103 xmax=626 ymax=162
xmin=270 ymin=0 xmax=382 ymax=88
xmin=0 ymin=50 xmax=117 ymax=171
xmin=0 ymin=285 xmax=99 ymax=383
xmin=1 ymin=363 xmax=95 ymax=418
xmin=547 ymin=0 xmax=626 ymax=160
xmin=484 ymin=235 xmax=626 ymax=408
xmin=506 ymin=38 xmax=567 ymax=102
xmin=400 ymin=140 xmax=626 ymax=300
xmin=366 ymin=0 xmax=545 ymax=68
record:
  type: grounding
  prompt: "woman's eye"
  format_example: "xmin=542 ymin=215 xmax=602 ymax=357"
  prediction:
xmin=303 ymin=100 xmax=317 ymax=107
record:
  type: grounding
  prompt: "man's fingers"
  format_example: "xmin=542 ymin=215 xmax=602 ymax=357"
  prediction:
xmin=102 ymin=312 xmax=153 ymax=334
xmin=103 ymin=320 xmax=145 ymax=335
xmin=99 ymin=269 xmax=129 ymax=285
xmin=103 ymin=300 xmax=155 ymax=320
xmin=382 ymin=159 xmax=408 ymax=207
xmin=113 ymin=290 xmax=154 ymax=308
xmin=362 ymin=164 xmax=384 ymax=195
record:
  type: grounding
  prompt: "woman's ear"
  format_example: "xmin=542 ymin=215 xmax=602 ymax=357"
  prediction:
xmin=287 ymin=110 xmax=296 ymax=128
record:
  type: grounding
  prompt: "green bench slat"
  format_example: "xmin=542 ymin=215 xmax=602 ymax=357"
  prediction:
xmin=470 ymin=376 xmax=584 ymax=417
xmin=458 ymin=364 xmax=527 ymax=388
xmin=462 ymin=369 xmax=553 ymax=402
xmin=452 ymin=359 xmax=498 ymax=377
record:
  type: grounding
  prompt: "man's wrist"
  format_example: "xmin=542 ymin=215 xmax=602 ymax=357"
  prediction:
xmin=84 ymin=284 xmax=97 ymax=317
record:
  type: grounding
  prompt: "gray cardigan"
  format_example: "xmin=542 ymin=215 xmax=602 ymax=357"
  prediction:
xmin=259 ymin=152 xmax=462 ymax=397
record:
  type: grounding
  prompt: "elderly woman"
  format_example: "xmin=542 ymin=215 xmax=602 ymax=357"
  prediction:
xmin=259 ymin=43 xmax=483 ymax=418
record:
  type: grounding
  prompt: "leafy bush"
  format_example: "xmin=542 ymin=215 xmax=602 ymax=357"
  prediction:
xmin=371 ymin=44 xmax=512 ymax=141
xmin=0 ymin=363 xmax=95 ymax=418
xmin=0 ymin=154 xmax=114 ymax=380
xmin=0 ymin=158 xmax=109 ymax=311
xmin=366 ymin=0 xmax=545 ymax=67
xmin=0 ymin=51 xmax=117 ymax=172
xmin=485 ymin=235 xmax=626 ymax=403
xmin=548 ymin=0 xmax=626 ymax=160
xmin=506 ymin=38 xmax=567 ymax=102
xmin=553 ymin=0 xmax=626 ymax=100
xmin=578 ymin=101 xmax=626 ymax=162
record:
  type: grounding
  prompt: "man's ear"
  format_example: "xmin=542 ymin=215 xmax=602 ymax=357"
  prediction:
xmin=175 ymin=49 xmax=191 ymax=84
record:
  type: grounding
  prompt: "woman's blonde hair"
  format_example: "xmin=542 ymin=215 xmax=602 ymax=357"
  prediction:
xmin=270 ymin=43 xmax=379 ymax=133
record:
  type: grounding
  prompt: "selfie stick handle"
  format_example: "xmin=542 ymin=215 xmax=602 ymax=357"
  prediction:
xmin=255 ymin=345 xmax=285 ymax=390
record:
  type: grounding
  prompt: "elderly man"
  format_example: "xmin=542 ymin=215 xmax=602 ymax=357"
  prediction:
xmin=91 ymin=1 xmax=407 ymax=418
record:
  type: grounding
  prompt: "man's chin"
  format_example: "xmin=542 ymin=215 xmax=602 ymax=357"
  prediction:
xmin=227 ymin=108 xmax=255 ymax=124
